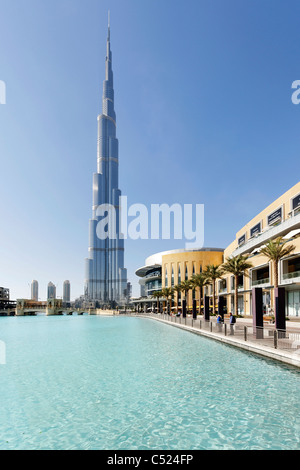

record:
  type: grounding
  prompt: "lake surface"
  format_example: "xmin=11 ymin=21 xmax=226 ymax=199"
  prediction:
xmin=0 ymin=315 xmax=300 ymax=450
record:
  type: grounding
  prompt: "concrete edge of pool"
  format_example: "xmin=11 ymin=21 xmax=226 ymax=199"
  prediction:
xmin=137 ymin=315 xmax=300 ymax=369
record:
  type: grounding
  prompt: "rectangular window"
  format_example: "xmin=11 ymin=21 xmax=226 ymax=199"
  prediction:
xmin=250 ymin=222 xmax=261 ymax=238
xmin=267 ymin=207 xmax=282 ymax=226
xmin=238 ymin=234 xmax=246 ymax=246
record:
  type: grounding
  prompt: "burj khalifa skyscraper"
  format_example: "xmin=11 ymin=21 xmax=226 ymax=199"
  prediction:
xmin=85 ymin=17 xmax=127 ymax=305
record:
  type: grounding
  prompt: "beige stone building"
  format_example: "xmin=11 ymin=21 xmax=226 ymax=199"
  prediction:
xmin=134 ymin=182 xmax=300 ymax=317
xmin=219 ymin=182 xmax=300 ymax=317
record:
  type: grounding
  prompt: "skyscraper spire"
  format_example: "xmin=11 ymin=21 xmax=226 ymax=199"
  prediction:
xmin=108 ymin=10 xmax=110 ymax=40
xmin=85 ymin=18 xmax=127 ymax=306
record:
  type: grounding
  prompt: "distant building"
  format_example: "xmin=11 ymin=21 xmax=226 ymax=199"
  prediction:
xmin=0 ymin=287 xmax=9 ymax=302
xmin=31 ymin=280 xmax=38 ymax=301
xmin=63 ymin=280 xmax=71 ymax=304
xmin=126 ymin=282 xmax=132 ymax=303
xmin=47 ymin=282 xmax=56 ymax=300
xmin=0 ymin=287 xmax=16 ymax=314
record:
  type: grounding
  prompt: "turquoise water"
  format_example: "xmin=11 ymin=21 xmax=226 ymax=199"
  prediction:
xmin=0 ymin=315 xmax=300 ymax=450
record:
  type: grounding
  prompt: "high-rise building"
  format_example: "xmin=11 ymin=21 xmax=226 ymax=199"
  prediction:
xmin=31 ymin=280 xmax=38 ymax=301
xmin=47 ymin=282 xmax=56 ymax=300
xmin=126 ymin=281 xmax=132 ymax=303
xmin=85 ymin=17 xmax=127 ymax=305
xmin=63 ymin=280 xmax=71 ymax=304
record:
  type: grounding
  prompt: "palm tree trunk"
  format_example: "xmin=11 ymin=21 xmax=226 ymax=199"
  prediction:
xmin=235 ymin=274 xmax=238 ymax=317
xmin=273 ymin=260 xmax=279 ymax=289
xmin=212 ymin=281 xmax=216 ymax=315
xmin=199 ymin=287 xmax=202 ymax=316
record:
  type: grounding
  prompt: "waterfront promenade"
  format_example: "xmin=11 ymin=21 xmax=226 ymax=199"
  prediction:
xmin=135 ymin=313 xmax=300 ymax=369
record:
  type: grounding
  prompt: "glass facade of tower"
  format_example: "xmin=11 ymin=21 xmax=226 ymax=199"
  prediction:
xmin=31 ymin=280 xmax=38 ymax=301
xmin=63 ymin=280 xmax=71 ymax=303
xmin=47 ymin=282 xmax=56 ymax=300
xmin=85 ymin=24 xmax=127 ymax=305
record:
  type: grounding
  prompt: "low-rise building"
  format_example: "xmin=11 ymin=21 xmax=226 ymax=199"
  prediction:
xmin=0 ymin=287 xmax=16 ymax=315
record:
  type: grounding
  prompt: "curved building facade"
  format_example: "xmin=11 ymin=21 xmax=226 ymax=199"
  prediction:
xmin=161 ymin=248 xmax=224 ymax=309
xmin=135 ymin=248 xmax=224 ymax=311
xmin=85 ymin=21 xmax=127 ymax=305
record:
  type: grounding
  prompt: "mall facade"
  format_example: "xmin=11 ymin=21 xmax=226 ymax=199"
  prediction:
xmin=134 ymin=182 xmax=300 ymax=317
xmin=134 ymin=248 xmax=224 ymax=312
xmin=220 ymin=181 xmax=300 ymax=317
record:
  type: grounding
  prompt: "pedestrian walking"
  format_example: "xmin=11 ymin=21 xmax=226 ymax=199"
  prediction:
xmin=229 ymin=312 xmax=236 ymax=335
xmin=217 ymin=314 xmax=222 ymax=332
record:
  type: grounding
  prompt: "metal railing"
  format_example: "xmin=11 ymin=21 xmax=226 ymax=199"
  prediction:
xmin=140 ymin=313 xmax=300 ymax=353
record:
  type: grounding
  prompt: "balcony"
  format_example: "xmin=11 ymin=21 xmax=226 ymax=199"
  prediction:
xmin=251 ymin=265 xmax=270 ymax=288
xmin=281 ymin=256 xmax=300 ymax=285
xmin=145 ymin=270 xmax=161 ymax=280
xmin=232 ymin=211 xmax=300 ymax=257
xmin=252 ymin=278 xmax=270 ymax=287
xmin=282 ymin=271 xmax=300 ymax=281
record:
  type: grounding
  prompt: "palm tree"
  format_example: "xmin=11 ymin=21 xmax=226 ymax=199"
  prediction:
xmin=190 ymin=273 xmax=209 ymax=315
xmin=173 ymin=285 xmax=182 ymax=314
xmin=221 ymin=254 xmax=253 ymax=317
xmin=161 ymin=287 xmax=173 ymax=314
xmin=179 ymin=280 xmax=192 ymax=309
xmin=203 ymin=264 xmax=222 ymax=315
xmin=260 ymin=237 xmax=295 ymax=288
xmin=152 ymin=290 xmax=162 ymax=313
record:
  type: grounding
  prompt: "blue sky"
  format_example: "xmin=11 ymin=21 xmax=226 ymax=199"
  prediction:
xmin=0 ymin=0 xmax=299 ymax=300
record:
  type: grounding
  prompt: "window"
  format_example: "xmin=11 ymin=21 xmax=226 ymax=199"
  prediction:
xmin=231 ymin=275 xmax=244 ymax=291
xmin=219 ymin=279 xmax=227 ymax=293
xmin=252 ymin=266 xmax=270 ymax=286
xmin=178 ymin=265 xmax=181 ymax=284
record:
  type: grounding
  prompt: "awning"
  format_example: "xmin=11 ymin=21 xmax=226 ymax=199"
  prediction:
xmin=251 ymin=244 xmax=266 ymax=254
xmin=283 ymin=228 xmax=300 ymax=240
